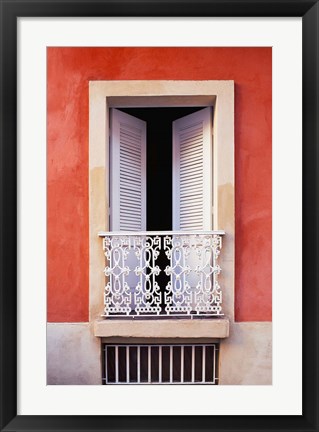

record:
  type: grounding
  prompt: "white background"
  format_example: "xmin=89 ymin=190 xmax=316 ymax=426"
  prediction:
xmin=17 ymin=17 xmax=302 ymax=415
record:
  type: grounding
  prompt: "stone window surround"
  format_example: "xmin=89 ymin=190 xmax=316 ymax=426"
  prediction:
xmin=89 ymin=80 xmax=234 ymax=339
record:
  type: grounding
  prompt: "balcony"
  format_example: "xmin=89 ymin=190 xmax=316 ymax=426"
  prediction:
xmin=99 ymin=231 xmax=225 ymax=318
xmin=98 ymin=230 xmax=225 ymax=319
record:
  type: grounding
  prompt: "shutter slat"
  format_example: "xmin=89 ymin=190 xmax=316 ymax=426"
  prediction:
xmin=179 ymin=122 xmax=202 ymax=135
xmin=120 ymin=131 xmax=142 ymax=142
xmin=180 ymin=134 xmax=203 ymax=145
xmin=120 ymin=181 xmax=141 ymax=191
xmin=180 ymin=147 xmax=203 ymax=156
xmin=180 ymin=158 xmax=203 ymax=168
xmin=180 ymin=178 xmax=203 ymax=187
xmin=120 ymin=172 xmax=142 ymax=182
xmin=119 ymin=189 xmax=142 ymax=198
xmin=180 ymin=161 xmax=203 ymax=171
xmin=120 ymin=153 xmax=141 ymax=164
xmin=120 ymin=145 xmax=141 ymax=156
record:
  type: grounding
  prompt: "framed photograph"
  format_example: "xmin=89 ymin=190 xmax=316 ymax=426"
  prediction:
xmin=1 ymin=1 xmax=318 ymax=431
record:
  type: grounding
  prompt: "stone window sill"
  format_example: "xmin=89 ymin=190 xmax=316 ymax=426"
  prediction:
xmin=94 ymin=317 xmax=229 ymax=339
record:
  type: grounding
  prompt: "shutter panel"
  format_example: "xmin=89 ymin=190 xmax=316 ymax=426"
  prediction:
xmin=110 ymin=109 xmax=146 ymax=231
xmin=172 ymin=107 xmax=213 ymax=230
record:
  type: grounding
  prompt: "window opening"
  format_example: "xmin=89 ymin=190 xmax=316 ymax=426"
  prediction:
xmin=118 ymin=107 xmax=203 ymax=231
xmin=106 ymin=106 xmax=220 ymax=317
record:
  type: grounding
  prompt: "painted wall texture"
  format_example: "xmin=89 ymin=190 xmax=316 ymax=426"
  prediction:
xmin=47 ymin=47 xmax=272 ymax=322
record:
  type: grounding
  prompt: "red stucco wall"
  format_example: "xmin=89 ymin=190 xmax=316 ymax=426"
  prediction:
xmin=47 ymin=47 xmax=272 ymax=322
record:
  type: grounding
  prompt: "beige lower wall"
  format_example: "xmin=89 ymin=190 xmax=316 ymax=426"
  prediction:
xmin=219 ymin=322 xmax=272 ymax=385
xmin=47 ymin=321 xmax=271 ymax=385
xmin=47 ymin=323 xmax=101 ymax=385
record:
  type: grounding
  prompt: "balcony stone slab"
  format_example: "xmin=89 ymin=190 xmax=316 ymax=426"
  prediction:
xmin=94 ymin=318 xmax=229 ymax=339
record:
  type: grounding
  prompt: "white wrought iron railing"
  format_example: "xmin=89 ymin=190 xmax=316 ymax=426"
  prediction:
xmin=98 ymin=230 xmax=225 ymax=318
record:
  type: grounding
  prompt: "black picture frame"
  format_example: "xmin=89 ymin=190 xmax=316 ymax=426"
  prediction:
xmin=1 ymin=1 xmax=318 ymax=431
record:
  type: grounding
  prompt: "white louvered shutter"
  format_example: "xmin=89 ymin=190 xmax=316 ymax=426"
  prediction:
xmin=110 ymin=109 xmax=146 ymax=231
xmin=172 ymin=107 xmax=213 ymax=230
